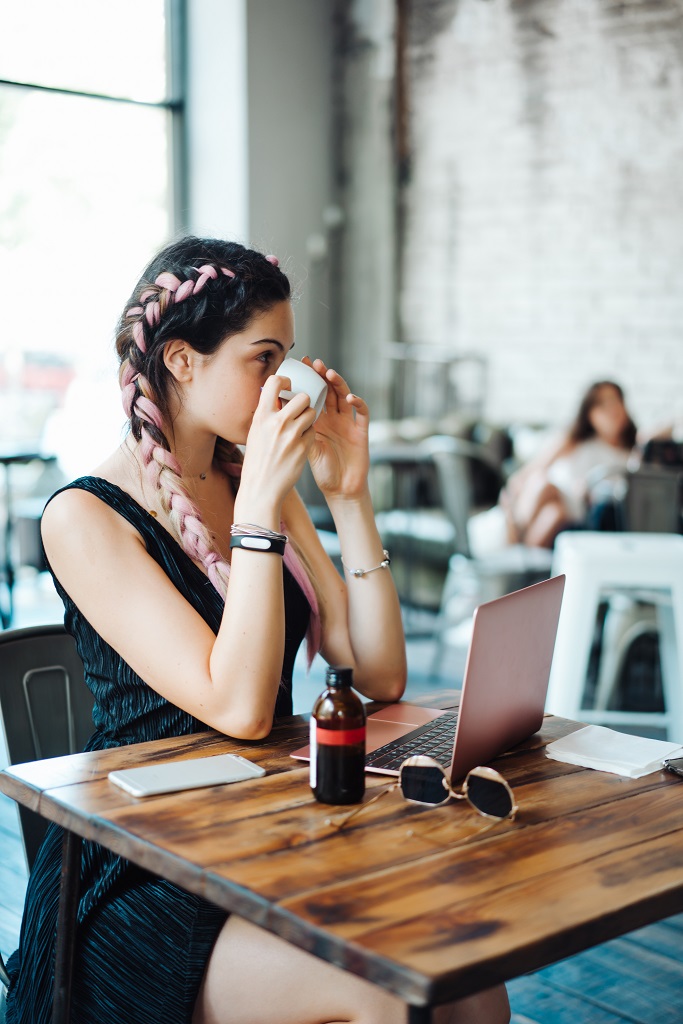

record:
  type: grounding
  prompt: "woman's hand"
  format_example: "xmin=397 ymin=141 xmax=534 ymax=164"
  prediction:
xmin=236 ymin=373 xmax=317 ymax=525
xmin=305 ymin=358 xmax=370 ymax=501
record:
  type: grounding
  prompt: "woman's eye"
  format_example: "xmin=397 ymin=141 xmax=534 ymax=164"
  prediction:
xmin=257 ymin=351 xmax=275 ymax=365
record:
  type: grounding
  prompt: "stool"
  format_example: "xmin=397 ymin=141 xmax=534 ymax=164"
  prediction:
xmin=545 ymin=532 xmax=683 ymax=742
xmin=593 ymin=595 xmax=659 ymax=712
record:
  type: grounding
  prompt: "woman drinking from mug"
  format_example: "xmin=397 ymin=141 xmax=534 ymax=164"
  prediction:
xmin=4 ymin=237 xmax=509 ymax=1024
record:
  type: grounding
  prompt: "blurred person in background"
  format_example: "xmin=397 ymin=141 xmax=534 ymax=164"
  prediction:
xmin=500 ymin=381 xmax=637 ymax=548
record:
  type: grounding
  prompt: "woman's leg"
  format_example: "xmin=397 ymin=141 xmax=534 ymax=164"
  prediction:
xmin=523 ymin=498 xmax=569 ymax=548
xmin=193 ymin=916 xmax=510 ymax=1024
xmin=503 ymin=474 xmax=570 ymax=548
xmin=501 ymin=472 xmax=557 ymax=543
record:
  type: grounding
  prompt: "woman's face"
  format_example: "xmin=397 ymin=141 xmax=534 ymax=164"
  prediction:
xmin=588 ymin=385 xmax=629 ymax=444
xmin=181 ymin=301 xmax=295 ymax=444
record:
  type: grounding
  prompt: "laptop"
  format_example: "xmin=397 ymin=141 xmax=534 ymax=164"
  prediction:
xmin=291 ymin=573 xmax=565 ymax=781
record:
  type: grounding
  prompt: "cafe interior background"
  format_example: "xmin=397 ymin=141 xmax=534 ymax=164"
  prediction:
xmin=2 ymin=0 xmax=683 ymax=676
xmin=3 ymin=0 xmax=683 ymax=689
xmin=2 ymin=1 xmax=683 ymax=1018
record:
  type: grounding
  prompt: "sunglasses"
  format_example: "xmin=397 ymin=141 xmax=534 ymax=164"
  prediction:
xmin=329 ymin=756 xmax=518 ymax=839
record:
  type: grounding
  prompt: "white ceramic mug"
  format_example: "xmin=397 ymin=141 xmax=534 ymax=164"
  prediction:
xmin=278 ymin=359 xmax=328 ymax=421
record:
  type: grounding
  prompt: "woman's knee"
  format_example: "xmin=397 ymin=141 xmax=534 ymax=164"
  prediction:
xmin=193 ymin=915 xmax=406 ymax=1024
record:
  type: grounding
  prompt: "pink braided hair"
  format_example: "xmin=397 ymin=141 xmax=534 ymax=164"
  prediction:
xmin=121 ymin=361 xmax=232 ymax=595
xmin=120 ymin=259 xmax=322 ymax=665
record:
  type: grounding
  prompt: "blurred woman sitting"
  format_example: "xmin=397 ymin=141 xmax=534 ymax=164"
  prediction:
xmin=500 ymin=381 xmax=637 ymax=548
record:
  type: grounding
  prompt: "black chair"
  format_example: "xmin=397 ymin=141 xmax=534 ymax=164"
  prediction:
xmin=587 ymin=461 xmax=683 ymax=534
xmin=0 ymin=624 xmax=93 ymax=870
xmin=0 ymin=624 xmax=93 ymax=1005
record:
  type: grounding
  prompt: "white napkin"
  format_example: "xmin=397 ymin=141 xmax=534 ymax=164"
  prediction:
xmin=546 ymin=725 xmax=683 ymax=779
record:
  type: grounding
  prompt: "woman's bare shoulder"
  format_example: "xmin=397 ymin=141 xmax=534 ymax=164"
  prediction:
xmin=42 ymin=444 xmax=145 ymax=540
xmin=41 ymin=482 xmax=144 ymax=563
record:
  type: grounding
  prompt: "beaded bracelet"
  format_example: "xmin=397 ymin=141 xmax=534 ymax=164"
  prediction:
xmin=230 ymin=522 xmax=288 ymax=543
xmin=341 ymin=550 xmax=391 ymax=578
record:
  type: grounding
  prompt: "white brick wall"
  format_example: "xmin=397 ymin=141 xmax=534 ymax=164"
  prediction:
xmin=340 ymin=0 xmax=683 ymax=431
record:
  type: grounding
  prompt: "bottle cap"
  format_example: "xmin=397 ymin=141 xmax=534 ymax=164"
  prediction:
xmin=325 ymin=665 xmax=353 ymax=687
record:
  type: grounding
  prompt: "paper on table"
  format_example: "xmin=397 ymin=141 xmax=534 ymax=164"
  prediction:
xmin=546 ymin=725 xmax=683 ymax=779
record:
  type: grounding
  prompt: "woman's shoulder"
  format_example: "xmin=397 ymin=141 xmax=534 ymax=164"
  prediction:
xmin=42 ymin=477 xmax=148 ymax=555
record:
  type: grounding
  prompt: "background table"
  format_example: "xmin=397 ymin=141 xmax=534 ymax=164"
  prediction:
xmin=2 ymin=697 xmax=683 ymax=1022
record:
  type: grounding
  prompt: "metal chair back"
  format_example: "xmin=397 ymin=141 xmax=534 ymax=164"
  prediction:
xmin=623 ymin=465 xmax=683 ymax=534
xmin=0 ymin=624 xmax=93 ymax=870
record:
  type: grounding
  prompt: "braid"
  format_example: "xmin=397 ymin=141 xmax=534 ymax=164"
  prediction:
xmin=116 ymin=260 xmax=253 ymax=595
xmin=113 ymin=237 xmax=322 ymax=661
xmin=122 ymin=367 xmax=232 ymax=593
xmin=155 ymin=454 xmax=232 ymax=597
xmin=125 ymin=264 xmax=236 ymax=360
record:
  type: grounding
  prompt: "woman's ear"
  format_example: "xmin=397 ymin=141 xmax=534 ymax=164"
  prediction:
xmin=163 ymin=339 xmax=194 ymax=383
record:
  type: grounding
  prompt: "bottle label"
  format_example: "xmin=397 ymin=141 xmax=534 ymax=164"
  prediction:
xmin=314 ymin=726 xmax=366 ymax=746
xmin=309 ymin=717 xmax=317 ymax=788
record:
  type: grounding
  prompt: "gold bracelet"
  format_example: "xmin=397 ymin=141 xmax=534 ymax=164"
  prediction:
xmin=341 ymin=550 xmax=391 ymax=578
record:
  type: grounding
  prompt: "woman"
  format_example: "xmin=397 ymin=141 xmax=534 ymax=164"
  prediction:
xmin=5 ymin=237 xmax=509 ymax=1024
xmin=502 ymin=380 xmax=637 ymax=548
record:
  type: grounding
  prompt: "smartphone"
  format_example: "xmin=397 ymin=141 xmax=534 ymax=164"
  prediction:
xmin=108 ymin=753 xmax=266 ymax=797
xmin=663 ymin=756 xmax=683 ymax=778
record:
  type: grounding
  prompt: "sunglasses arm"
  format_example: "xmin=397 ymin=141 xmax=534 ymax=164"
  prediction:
xmin=327 ymin=782 xmax=398 ymax=831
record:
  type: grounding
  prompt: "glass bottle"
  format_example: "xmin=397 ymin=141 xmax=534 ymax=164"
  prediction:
xmin=310 ymin=666 xmax=366 ymax=805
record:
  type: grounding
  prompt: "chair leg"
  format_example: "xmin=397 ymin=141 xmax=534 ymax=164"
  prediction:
xmin=593 ymin=600 xmax=658 ymax=711
xmin=429 ymin=556 xmax=479 ymax=680
xmin=0 ymin=950 xmax=9 ymax=989
xmin=546 ymin=578 xmax=601 ymax=719
xmin=657 ymin=594 xmax=683 ymax=744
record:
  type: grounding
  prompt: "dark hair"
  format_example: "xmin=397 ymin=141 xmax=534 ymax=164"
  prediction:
xmin=116 ymin=235 xmax=291 ymax=429
xmin=112 ymin=235 xmax=321 ymax=659
xmin=114 ymin=235 xmax=292 ymax=595
xmin=568 ymin=380 xmax=637 ymax=449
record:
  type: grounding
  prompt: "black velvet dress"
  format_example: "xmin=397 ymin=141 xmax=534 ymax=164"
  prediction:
xmin=5 ymin=477 xmax=311 ymax=1024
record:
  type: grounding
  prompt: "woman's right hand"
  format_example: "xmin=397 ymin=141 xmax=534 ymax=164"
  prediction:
xmin=235 ymin=373 xmax=317 ymax=525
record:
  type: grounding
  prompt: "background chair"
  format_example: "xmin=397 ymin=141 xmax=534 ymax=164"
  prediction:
xmin=0 ymin=623 xmax=92 ymax=1008
xmin=372 ymin=431 xmax=509 ymax=612
xmin=424 ymin=435 xmax=553 ymax=676
xmin=0 ymin=624 xmax=93 ymax=869
xmin=578 ymin=459 xmax=683 ymax=720
xmin=546 ymin=532 xmax=683 ymax=742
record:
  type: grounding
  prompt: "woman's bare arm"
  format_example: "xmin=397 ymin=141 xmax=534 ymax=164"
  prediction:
xmin=42 ymin=487 xmax=296 ymax=738
xmin=283 ymin=489 xmax=407 ymax=703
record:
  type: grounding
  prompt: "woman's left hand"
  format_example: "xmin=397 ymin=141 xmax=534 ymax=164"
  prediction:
xmin=305 ymin=358 xmax=370 ymax=500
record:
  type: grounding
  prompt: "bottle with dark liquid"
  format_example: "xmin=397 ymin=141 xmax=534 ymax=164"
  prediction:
xmin=310 ymin=666 xmax=366 ymax=805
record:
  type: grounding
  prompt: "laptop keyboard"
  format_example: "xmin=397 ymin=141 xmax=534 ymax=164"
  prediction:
xmin=364 ymin=713 xmax=459 ymax=772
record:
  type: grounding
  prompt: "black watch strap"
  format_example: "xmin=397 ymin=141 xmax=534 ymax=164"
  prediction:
xmin=230 ymin=535 xmax=286 ymax=556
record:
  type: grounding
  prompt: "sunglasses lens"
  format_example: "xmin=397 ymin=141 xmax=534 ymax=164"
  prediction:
xmin=400 ymin=764 xmax=450 ymax=805
xmin=466 ymin=773 xmax=513 ymax=818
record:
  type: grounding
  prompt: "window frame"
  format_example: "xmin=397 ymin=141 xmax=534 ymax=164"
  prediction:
xmin=0 ymin=0 xmax=186 ymax=232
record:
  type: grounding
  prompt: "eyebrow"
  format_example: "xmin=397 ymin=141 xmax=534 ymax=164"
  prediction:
xmin=251 ymin=339 xmax=294 ymax=352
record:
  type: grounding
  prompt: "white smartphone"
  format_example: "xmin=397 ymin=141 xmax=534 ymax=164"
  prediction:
xmin=108 ymin=753 xmax=266 ymax=798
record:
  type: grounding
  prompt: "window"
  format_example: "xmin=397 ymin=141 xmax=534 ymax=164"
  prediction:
xmin=0 ymin=0 xmax=182 ymax=476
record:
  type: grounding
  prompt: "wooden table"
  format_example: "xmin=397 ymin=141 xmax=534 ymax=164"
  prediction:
xmin=3 ymin=697 xmax=683 ymax=1024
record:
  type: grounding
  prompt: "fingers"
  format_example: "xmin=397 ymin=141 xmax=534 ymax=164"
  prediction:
xmin=260 ymin=373 xmax=291 ymax=409
xmin=309 ymin=359 xmax=369 ymax=428
xmin=260 ymin=374 xmax=314 ymax=424
xmin=309 ymin=358 xmax=355 ymax=416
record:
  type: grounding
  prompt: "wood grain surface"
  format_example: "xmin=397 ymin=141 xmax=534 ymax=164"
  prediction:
xmin=2 ymin=697 xmax=683 ymax=1008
